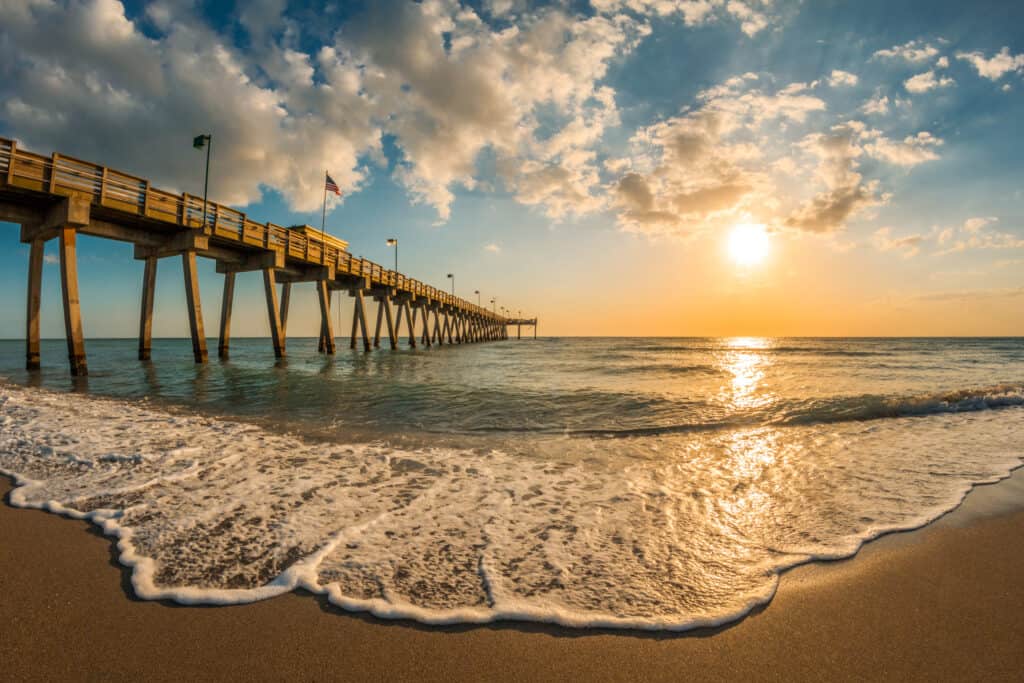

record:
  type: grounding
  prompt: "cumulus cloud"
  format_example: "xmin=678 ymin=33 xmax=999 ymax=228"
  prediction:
xmin=873 ymin=40 xmax=940 ymax=63
xmin=904 ymin=70 xmax=955 ymax=93
xmin=956 ymin=47 xmax=1024 ymax=80
xmin=785 ymin=124 xmax=885 ymax=233
xmin=608 ymin=77 xmax=829 ymax=236
xmin=0 ymin=0 xmax=646 ymax=222
xmin=828 ymin=70 xmax=859 ymax=87
xmin=483 ymin=243 xmax=502 ymax=253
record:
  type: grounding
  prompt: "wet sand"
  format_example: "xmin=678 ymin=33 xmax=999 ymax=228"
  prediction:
xmin=1 ymin=477 xmax=1022 ymax=682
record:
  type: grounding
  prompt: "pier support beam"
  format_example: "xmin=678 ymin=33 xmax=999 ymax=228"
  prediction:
xmin=138 ymin=255 xmax=157 ymax=360
xmin=59 ymin=228 xmax=88 ymax=375
xmin=262 ymin=269 xmax=286 ymax=358
xmin=349 ymin=289 xmax=371 ymax=351
xmin=218 ymin=272 xmax=235 ymax=359
xmin=317 ymin=280 xmax=335 ymax=354
xmin=182 ymin=250 xmax=208 ymax=364
xmin=279 ymin=282 xmax=291 ymax=338
xmin=403 ymin=301 xmax=416 ymax=349
xmin=25 ymin=238 xmax=43 ymax=370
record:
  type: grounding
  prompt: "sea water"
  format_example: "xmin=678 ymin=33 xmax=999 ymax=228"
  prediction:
xmin=1 ymin=337 xmax=1022 ymax=630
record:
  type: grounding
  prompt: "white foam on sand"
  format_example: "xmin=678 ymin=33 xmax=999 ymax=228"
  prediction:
xmin=1 ymin=384 xmax=1022 ymax=631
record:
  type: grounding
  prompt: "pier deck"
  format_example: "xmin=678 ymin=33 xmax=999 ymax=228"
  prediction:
xmin=0 ymin=137 xmax=522 ymax=375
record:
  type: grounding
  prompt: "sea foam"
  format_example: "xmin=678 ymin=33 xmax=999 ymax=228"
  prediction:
xmin=1 ymin=383 xmax=1022 ymax=630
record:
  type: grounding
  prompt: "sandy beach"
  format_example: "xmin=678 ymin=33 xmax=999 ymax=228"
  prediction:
xmin=1 ymin=478 xmax=1021 ymax=682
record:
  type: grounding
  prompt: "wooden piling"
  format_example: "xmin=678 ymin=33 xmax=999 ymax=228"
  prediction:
xmin=383 ymin=297 xmax=398 ymax=349
xmin=353 ymin=289 xmax=371 ymax=352
xmin=279 ymin=282 xmax=291 ymax=338
xmin=182 ymin=250 xmax=208 ymax=364
xmin=404 ymin=302 xmax=417 ymax=348
xmin=317 ymin=280 xmax=335 ymax=354
xmin=262 ymin=268 xmax=286 ymax=358
xmin=218 ymin=271 xmax=235 ymax=359
xmin=58 ymin=227 xmax=88 ymax=375
xmin=318 ymin=288 xmax=331 ymax=352
xmin=372 ymin=299 xmax=384 ymax=348
xmin=138 ymin=255 xmax=157 ymax=360
xmin=25 ymin=238 xmax=43 ymax=370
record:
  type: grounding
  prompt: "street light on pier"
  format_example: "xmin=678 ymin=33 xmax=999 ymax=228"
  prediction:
xmin=447 ymin=273 xmax=455 ymax=297
xmin=192 ymin=133 xmax=212 ymax=228
xmin=386 ymin=238 xmax=398 ymax=272
xmin=474 ymin=290 xmax=481 ymax=306
xmin=490 ymin=297 xmax=496 ymax=313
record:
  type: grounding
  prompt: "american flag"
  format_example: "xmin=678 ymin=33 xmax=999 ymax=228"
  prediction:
xmin=325 ymin=173 xmax=341 ymax=196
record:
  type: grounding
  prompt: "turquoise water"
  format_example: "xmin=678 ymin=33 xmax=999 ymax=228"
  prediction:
xmin=1 ymin=337 xmax=1023 ymax=629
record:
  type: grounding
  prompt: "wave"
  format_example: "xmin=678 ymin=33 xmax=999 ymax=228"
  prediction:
xmin=563 ymin=385 xmax=1024 ymax=439
xmin=776 ymin=384 xmax=1024 ymax=426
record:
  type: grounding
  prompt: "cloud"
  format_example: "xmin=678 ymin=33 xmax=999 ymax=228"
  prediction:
xmin=725 ymin=1 xmax=770 ymax=36
xmin=592 ymin=0 xmax=777 ymax=35
xmin=956 ymin=47 xmax=1024 ymax=80
xmin=904 ymin=70 xmax=955 ymax=94
xmin=872 ymin=227 xmax=924 ymax=257
xmin=43 ymin=253 xmax=59 ymax=265
xmin=936 ymin=216 xmax=1024 ymax=254
xmin=964 ymin=216 xmax=997 ymax=233
xmin=828 ymin=70 xmax=859 ymax=87
xmin=914 ymin=287 xmax=1024 ymax=303
xmin=862 ymin=131 xmax=943 ymax=167
xmin=483 ymin=243 xmax=501 ymax=253
xmin=608 ymin=77 xmax=830 ymax=236
xmin=873 ymin=40 xmax=940 ymax=63
xmin=860 ymin=95 xmax=889 ymax=115
xmin=0 ymin=0 xmax=648 ymax=223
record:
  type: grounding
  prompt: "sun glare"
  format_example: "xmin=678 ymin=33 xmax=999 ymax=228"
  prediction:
xmin=728 ymin=224 xmax=770 ymax=267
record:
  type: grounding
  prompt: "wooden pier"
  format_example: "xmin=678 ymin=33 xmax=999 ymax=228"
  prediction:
xmin=0 ymin=137 xmax=527 ymax=376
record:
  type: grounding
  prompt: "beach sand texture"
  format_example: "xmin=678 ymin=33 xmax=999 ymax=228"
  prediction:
xmin=2 ymin=479 xmax=1021 ymax=682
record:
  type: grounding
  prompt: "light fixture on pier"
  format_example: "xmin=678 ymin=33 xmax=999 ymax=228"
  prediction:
xmin=447 ymin=273 xmax=454 ymax=296
xmin=386 ymin=238 xmax=398 ymax=272
xmin=474 ymin=290 xmax=481 ymax=306
xmin=192 ymin=133 xmax=212 ymax=228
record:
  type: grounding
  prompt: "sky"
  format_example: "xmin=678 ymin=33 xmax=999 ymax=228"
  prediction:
xmin=1 ymin=0 xmax=1023 ymax=338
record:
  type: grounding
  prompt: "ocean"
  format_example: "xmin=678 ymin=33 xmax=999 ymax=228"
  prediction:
xmin=1 ymin=336 xmax=1022 ymax=630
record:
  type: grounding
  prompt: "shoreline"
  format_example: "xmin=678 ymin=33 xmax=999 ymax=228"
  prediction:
xmin=2 ymin=477 xmax=1023 ymax=680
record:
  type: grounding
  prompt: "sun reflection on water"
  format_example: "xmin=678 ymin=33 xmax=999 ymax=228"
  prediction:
xmin=718 ymin=337 xmax=777 ymax=412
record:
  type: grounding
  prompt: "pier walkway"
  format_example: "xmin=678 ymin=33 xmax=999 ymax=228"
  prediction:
xmin=0 ymin=137 xmax=525 ymax=376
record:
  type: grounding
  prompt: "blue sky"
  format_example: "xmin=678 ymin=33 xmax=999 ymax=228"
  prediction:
xmin=2 ymin=0 xmax=1023 ymax=337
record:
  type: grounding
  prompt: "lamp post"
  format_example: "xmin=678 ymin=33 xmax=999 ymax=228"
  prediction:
xmin=474 ymin=290 xmax=481 ymax=306
xmin=192 ymin=134 xmax=212 ymax=228
xmin=490 ymin=297 xmax=496 ymax=314
xmin=447 ymin=273 xmax=454 ymax=297
xmin=386 ymin=238 xmax=398 ymax=272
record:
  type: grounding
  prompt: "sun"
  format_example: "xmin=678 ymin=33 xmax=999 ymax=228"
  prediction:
xmin=728 ymin=223 xmax=770 ymax=267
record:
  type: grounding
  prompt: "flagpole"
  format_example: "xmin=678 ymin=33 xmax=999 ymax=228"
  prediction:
xmin=321 ymin=170 xmax=328 ymax=233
